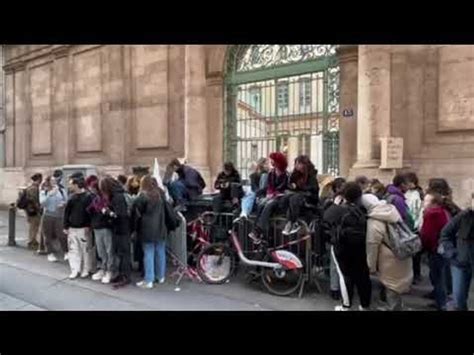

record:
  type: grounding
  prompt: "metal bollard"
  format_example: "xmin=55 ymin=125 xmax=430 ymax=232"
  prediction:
xmin=8 ymin=203 xmax=16 ymax=247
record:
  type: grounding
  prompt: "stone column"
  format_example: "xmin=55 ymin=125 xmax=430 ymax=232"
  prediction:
xmin=353 ymin=45 xmax=391 ymax=169
xmin=184 ymin=45 xmax=211 ymax=189
xmin=337 ymin=45 xmax=358 ymax=177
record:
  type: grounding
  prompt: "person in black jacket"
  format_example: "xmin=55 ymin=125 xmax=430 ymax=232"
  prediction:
xmin=99 ymin=176 xmax=132 ymax=289
xmin=132 ymin=175 xmax=168 ymax=289
xmin=249 ymin=152 xmax=289 ymax=243
xmin=86 ymin=177 xmax=115 ymax=284
xmin=213 ymin=162 xmax=243 ymax=213
xmin=63 ymin=175 xmax=94 ymax=280
xmin=282 ymin=155 xmax=319 ymax=235
xmin=439 ymin=203 xmax=474 ymax=311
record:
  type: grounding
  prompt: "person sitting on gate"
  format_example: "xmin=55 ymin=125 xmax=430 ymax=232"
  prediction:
xmin=235 ymin=158 xmax=269 ymax=222
xmin=248 ymin=152 xmax=289 ymax=243
xmin=212 ymin=161 xmax=243 ymax=213
xmin=165 ymin=158 xmax=206 ymax=211
xmin=281 ymin=155 xmax=319 ymax=236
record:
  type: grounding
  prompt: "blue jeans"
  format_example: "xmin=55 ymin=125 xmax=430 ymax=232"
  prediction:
xmin=167 ymin=180 xmax=188 ymax=204
xmin=428 ymin=252 xmax=448 ymax=310
xmin=241 ymin=191 xmax=256 ymax=216
xmin=143 ymin=240 xmax=166 ymax=283
xmin=451 ymin=264 xmax=472 ymax=311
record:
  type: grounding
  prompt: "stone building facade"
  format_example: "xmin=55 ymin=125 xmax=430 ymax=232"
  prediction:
xmin=1 ymin=45 xmax=473 ymax=207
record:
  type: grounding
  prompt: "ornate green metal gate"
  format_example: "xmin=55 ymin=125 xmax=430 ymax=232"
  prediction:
xmin=225 ymin=45 xmax=340 ymax=179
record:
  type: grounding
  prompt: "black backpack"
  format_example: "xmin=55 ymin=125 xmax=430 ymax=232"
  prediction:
xmin=16 ymin=189 xmax=28 ymax=210
xmin=334 ymin=204 xmax=367 ymax=249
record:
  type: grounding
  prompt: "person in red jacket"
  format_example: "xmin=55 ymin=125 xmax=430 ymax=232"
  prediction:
xmin=420 ymin=191 xmax=451 ymax=310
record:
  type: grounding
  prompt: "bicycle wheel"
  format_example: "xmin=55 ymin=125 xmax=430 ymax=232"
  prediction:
xmin=261 ymin=253 xmax=304 ymax=297
xmin=196 ymin=243 xmax=236 ymax=284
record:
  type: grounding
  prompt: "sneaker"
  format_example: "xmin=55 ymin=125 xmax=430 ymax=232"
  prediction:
xmin=334 ymin=305 xmax=351 ymax=311
xmin=330 ymin=290 xmax=341 ymax=301
xmin=80 ymin=271 xmax=90 ymax=279
xmin=69 ymin=272 xmax=79 ymax=279
xmin=282 ymin=222 xmax=292 ymax=235
xmin=37 ymin=249 xmax=47 ymax=255
xmin=289 ymin=222 xmax=302 ymax=235
xmin=358 ymin=305 xmax=370 ymax=311
xmin=136 ymin=280 xmax=154 ymax=289
xmin=158 ymin=278 xmax=165 ymax=284
xmin=47 ymin=254 xmax=58 ymax=262
xmin=248 ymin=231 xmax=262 ymax=245
xmin=92 ymin=270 xmax=105 ymax=281
xmin=101 ymin=272 xmax=112 ymax=284
xmin=233 ymin=215 xmax=247 ymax=224
xmin=64 ymin=253 xmax=69 ymax=261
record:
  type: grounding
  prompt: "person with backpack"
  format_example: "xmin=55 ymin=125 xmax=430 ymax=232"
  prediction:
xmin=362 ymin=193 xmax=413 ymax=310
xmin=385 ymin=174 xmax=411 ymax=227
xmin=322 ymin=177 xmax=346 ymax=300
xmin=131 ymin=175 xmax=169 ymax=289
xmin=420 ymin=191 xmax=451 ymax=310
xmin=18 ymin=173 xmax=43 ymax=250
xmin=40 ymin=175 xmax=67 ymax=262
xmin=86 ymin=176 xmax=116 ymax=284
xmin=439 ymin=196 xmax=474 ymax=311
xmin=99 ymin=176 xmax=132 ymax=289
xmin=325 ymin=182 xmax=371 ymax=311
xmin=63 ymin=175 xmax=94 ymax=279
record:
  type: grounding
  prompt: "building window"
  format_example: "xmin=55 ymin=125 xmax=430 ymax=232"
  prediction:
xmin=277 ymin=81 xmax=289 ymax=115
xmin=299 ymin=78 xmax=312 ymax=110
xmin=249 ymin=86 xmax=261 ymax=112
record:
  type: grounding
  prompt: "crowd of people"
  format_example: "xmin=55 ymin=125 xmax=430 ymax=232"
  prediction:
xmin=18 ymin=169 xmax=179 ymax=290
xmin=16 ymin=152 xmax=474 ymax=310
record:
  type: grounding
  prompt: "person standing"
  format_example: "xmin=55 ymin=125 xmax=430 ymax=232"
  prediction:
xmin=86 ymin=177 xmax=115 ymax=284
xmin=385 ymin=174 xmax=411 ymax=226
xmin=363 ymin=193 xmax=413 ymax=310
xmin=132 ymin=175 xmax=169 ymax=288
xmin=63 ymin=175 xmax=94 ymax=279
xmin=420 ymin=191 xmax=451 ymax=310
xmin=326 ymin=182 xmax=371 ymax=311
xmin=439 ymin=197 xmax=474 ymax=311
xmin=24 ymin=173 xmax=43 ymax=251
xmin=404 ymin=172 xmax=424 ymax=284
xmin=40 ymin=176 xmax=67 ymax=262
xmin=99 ymin=176 xmax=132 ymax=289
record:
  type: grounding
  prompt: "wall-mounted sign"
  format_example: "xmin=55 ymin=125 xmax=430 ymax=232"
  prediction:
xmin=342 ymin=108 xmax=354 ymax=118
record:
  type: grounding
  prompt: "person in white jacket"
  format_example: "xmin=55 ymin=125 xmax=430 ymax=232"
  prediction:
xmin=362 ymin=193 xmax=414 ymax=311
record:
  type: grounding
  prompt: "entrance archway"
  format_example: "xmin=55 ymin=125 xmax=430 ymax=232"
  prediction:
xmin=224 ymin=45 xmax=340 ymax=179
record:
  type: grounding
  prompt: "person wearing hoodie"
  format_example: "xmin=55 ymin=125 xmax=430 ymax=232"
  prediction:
xmin=213 ymin=161 xmax=243 ymax=213
xmin=248 ymin=152 xmax=289 ymax=243
xmin=99 ymin=176 xmax=132 ymax=289
xmin=421 ymin=191 xmax=451 ymax=310
xmin=86 ymin=177 xmax=115 ymax=284
xmin=439 ymin=197 xmax=474 ymax=311
xmin=363 ymin=193 xmax=413 ymax=310
xmin=385 ymin=174 xmax=411 ymax=227
xmin=282 ymin=155 xmax=319 ymax=235
xmin=40 ymin=176 xmax=67 ymax=263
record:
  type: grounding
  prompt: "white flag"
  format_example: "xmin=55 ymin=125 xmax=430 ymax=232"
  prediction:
xmin=153 ymin=158 xmax=171 ymax=201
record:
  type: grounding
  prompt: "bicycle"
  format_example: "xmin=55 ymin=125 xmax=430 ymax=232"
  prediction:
xmin=196 ymin=216 xmax=310 ymax=297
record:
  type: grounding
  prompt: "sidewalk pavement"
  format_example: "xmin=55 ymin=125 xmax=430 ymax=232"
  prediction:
xmin=0 ymin=210 xmax=466 ymax=311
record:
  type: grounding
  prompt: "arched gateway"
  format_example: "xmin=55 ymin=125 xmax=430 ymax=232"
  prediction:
xmin=224 ymin=45 xmax=340 ymax=179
